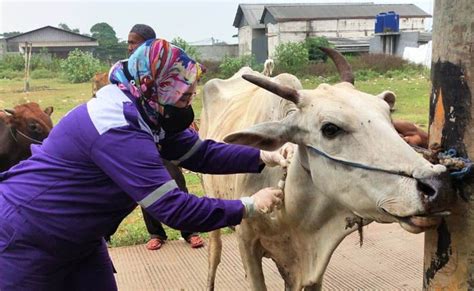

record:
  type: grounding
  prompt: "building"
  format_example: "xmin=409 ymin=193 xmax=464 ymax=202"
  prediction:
xmin=0 ymin=26 xmax=98 ymax=58
xmin=233 ymin=3 xmax=431 ymax=62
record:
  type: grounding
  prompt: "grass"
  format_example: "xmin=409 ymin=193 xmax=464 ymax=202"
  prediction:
xmin=0 ymin=69 xmax=431 ymax=247
xmin=299 ymin=72 xmax=431 ymax=128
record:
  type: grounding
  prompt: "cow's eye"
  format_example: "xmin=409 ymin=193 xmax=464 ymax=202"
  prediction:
xmin=321 ymin=123 xmax=342 ymax=138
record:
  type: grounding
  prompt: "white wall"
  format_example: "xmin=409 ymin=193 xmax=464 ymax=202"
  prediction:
xmin=245 ymin=17 xmax=428 ymax=58
xmin=400 ymin=17 xmax=425 ymax=31
xmin=238 ymin=26 xmax=252 ymax=56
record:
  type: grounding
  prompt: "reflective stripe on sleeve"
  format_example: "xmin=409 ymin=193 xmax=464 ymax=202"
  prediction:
xmin=170 ymin=139 xmax=203 ymax=165
xmin=138 ymin=180 xmax=178 ymax=208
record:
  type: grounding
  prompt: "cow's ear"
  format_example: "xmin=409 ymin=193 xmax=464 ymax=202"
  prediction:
xmin=224 ymin=121 xmax=292 ymax=151
xmin=44 ymin=106 xmax=54 ymax=116
xmin=377 ymin=90 xmax=396 ymax=111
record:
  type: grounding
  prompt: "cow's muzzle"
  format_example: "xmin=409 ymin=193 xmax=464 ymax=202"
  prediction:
xmin=394 ymin=172 xmax=453 ymax=233
xmin=417 ymin=171 xmax=452 ymax=212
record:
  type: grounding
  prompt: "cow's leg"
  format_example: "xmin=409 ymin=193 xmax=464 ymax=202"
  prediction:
xmin=206 ymin=229 xmax=222 ymax=291
xmin=236 ymin=225 xmax=266 ymax=291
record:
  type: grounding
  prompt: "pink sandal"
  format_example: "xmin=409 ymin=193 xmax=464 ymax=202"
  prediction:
xmin=146 ymin=238 xmax=165 ymax=250
xmin=186 ymin=235 xmax=204 ymax=248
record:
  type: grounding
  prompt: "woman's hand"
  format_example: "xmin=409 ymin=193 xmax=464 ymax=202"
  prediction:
xmin=241 ymin=187 xmax=283 ymax=217
xmin=260 ymin=143 xmax=296 ymax=167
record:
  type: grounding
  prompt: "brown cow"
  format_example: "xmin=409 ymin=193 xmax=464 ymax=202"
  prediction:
xmin=0 ymin=103 xmax=54 ymax=172
xmin=92 ymin=72 xmax=109 ymax=96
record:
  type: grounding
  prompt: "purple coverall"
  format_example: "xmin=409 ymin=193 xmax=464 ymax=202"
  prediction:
xmin=0 ymin=85 xmax=263 ymax=290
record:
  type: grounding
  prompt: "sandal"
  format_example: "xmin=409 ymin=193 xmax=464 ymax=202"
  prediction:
xmin=146 ymin=238 xmax=165 ymax=250
xmin=186 ymin=235 xmax=204 ymax=248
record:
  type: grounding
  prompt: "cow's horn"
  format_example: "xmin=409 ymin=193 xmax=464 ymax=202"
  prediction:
xmin=242 ymin=74 xmax=300 ymax=105
xmin=319 ymin=47 xmax=354 ymax=85
xmin=3 ymin=109 xmax=15 ymax=115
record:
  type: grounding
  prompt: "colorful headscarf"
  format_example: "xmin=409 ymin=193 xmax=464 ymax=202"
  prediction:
xmin=109 ymin=39 xmax=204 ymax=109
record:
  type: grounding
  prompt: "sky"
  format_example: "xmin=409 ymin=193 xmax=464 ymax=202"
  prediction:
xmin=0 ymin=0 xmax=434 ymax=44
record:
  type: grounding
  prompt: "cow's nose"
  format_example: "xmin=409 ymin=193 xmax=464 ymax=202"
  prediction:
xmin=416 ymin=172 xmax=452 ymax=210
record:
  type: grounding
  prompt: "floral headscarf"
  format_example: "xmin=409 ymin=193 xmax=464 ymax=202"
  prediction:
xmin=109 ymin=39 xmax=204 ymax=111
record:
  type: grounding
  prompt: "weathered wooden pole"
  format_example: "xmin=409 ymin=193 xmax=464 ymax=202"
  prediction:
xmin=424 ymin=0 xmax=473 ymax=289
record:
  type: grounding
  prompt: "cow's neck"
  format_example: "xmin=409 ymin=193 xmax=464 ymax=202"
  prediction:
xmin=268 ymin=147 xmax=363 ymax=288
xmin=0 ymin=120 xmax=24 ymax=172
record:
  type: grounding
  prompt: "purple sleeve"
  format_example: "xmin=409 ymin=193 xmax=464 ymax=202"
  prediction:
xmin=147 ymin=189 xmax=244 ymax=232
xmin=160 ymin=129 xmax=264 ymax=174
xmin=90 ymin=126 xmax=244 ymax=231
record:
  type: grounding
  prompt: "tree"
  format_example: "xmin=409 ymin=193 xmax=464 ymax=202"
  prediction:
xmin=274 ymin=41 xmax=309 ymax=74
xmin=171 ymin=37 xmax=201 ymax=60
xmin=60 ymin=49 xmax=101 ymax=83
xmin=90 ymin=22 xmax=118 ymax=46
xmin=89 ymin=22 xmax=125 ymax=63
xmin=305 ymin=36 xmax=333 ymax=62
xmin=423 ymin=1 xmax=474 ymax=289
xmin=58 ymin=23 xmax=79 ymax=34
xmin=0 ymin=31 xmax=22 ymax=38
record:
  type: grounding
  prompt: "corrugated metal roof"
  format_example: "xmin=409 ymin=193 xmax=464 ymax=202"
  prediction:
xmin=262 ymin=3 xmax=431 ymax=22
xmin=3 ymin=25 xmax=97 ymax=41
xmin=233 ymin=4 xmax=266 ymax=28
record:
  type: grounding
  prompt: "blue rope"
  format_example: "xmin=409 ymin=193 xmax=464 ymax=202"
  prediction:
xmin=306 ymin=145 xmax=412 ymax=178
xmin=439 ymin=149 xmax=473 ymax=180
xmin=307 ymin=145 xmax=472 ymax=181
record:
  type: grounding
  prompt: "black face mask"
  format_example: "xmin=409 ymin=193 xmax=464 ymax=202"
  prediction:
xmin=158 ymin=105 xmax=195 ymax=134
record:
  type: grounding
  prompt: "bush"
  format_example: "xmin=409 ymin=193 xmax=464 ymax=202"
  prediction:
xmin=30 ymin=68 xmax=60 ymax=79
xmin=274 ymin=41 xmax=309 ymax=74
xmin=198 ymin=60 xmax=220 ymax=82
xmin=171 ymin=37 xmax=201 ymax=61
xmin=0 ymin=54 xmax=25 ymax=71
xmin=30 ymin=49 xmax=62 ymax=72
xmin=61 ymin=49 xmax=101 ymax=83
xmin=0 ymin=69 xmax=23 ymax=79
xmin=354 ymin=69 xmax=379 ymax=81
xmin=305 ymin=37 xmax=333 ymax=62
xmin=218 ymin=55 xmax=257 ymax=79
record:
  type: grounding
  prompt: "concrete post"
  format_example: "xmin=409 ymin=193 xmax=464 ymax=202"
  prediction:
xmin=423 ymin=0 xmax=473 ymax=289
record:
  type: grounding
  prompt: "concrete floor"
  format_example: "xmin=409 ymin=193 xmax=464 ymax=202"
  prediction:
xmin=109 ymin=223 xmax=424 ymax=290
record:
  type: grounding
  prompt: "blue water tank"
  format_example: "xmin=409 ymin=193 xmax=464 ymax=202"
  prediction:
xmin=384 ymin=11 xmax=400 ymax=32
xmin=375 ymin=12 xmax=386 ymax=33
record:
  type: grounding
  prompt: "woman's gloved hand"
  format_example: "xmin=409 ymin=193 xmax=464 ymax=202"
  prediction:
xmin=241 ymin=187 xmax=283 ymax=218
xmin=260 ymin=143 xmax=296 ymax=167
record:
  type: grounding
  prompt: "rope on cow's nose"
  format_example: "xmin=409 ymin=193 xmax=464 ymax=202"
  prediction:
xmin=411 ymin=144 xmax=473 ymax=180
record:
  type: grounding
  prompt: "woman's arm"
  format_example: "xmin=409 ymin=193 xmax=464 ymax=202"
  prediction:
xmin=159 ymin=129 xmax=264 ymax=174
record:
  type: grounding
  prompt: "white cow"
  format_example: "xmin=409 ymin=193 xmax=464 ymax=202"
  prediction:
xmin=262 ymin=59 xmax=275 ymax=77
xmin=200 ymin=48 xmax=450 ymax=291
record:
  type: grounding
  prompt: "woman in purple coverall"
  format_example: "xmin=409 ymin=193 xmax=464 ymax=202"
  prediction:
xmin=0 ymin=39 xmax=286 ymax=290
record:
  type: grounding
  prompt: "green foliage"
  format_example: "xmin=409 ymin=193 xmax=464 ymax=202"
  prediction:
xmin=171 ymin=37 xmax=201 ymax=60
xmin=60 ymin=49 xmax=101 ymax=83
xmin=0 ymin=69 xmax=23 ymax=79
xmin=58 ymin=23 xmax=80 ymax=34
xmin=0 ymin=54 xmax=25 ymax=71
xmin=354 ymin=69 xmax=379 ymax=81
xmin=30 ymin=68 xmax=60 ymax=79
xmin=0 ymin=31 xmax=22 ymax=38
xmin=90 ymin=22 xmax=118 ymax=46
xmin=218 ymin=55 xmax=257 ymax=79
xmin=90 ymin=22 xmax=125 ymax=62
xmin=305 ymin=36 xmax=333 ymax=62
xmin=274 ymin=41 xmax=309 ymax=74
xmin=30 ymin=48 xmax=62 ymax=71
